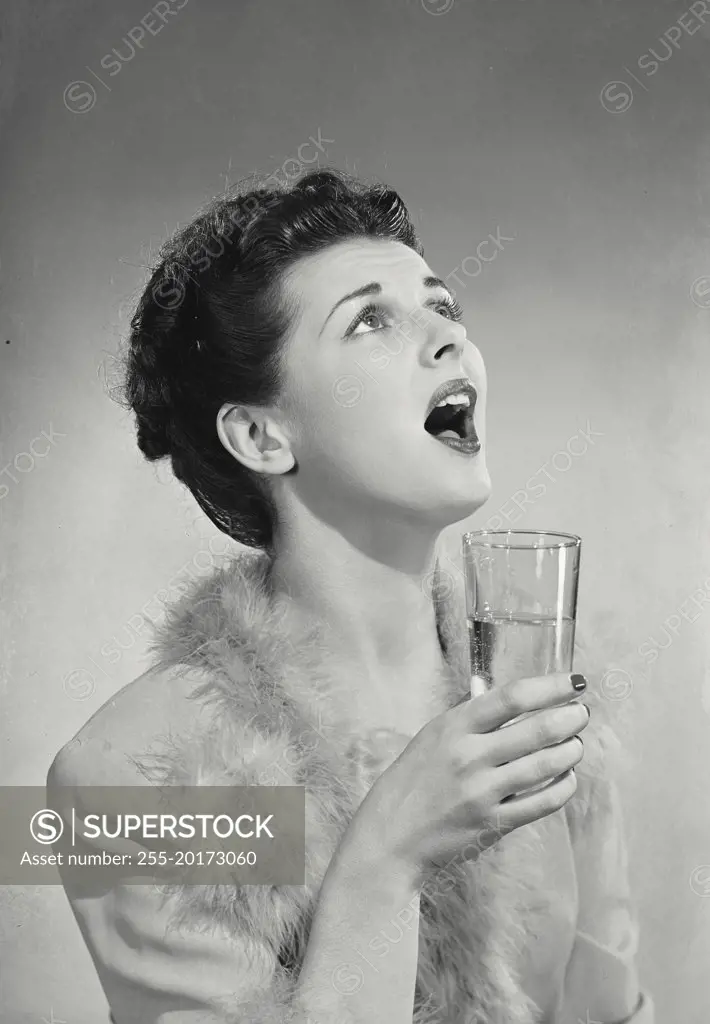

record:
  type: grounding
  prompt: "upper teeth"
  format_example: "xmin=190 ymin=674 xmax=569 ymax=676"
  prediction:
xmin=435 ymin=392 xmax=471 ymax=408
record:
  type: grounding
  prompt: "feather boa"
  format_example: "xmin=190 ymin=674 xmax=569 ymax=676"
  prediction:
xmin=132 ymin=547 xmax=623 ymax=1024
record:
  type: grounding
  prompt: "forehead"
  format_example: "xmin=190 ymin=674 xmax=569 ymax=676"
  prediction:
xmin=283 ymin=238 xmax=434 ymax=314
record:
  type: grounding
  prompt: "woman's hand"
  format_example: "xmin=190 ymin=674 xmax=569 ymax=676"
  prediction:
xmin=351 ymin=672 xmax=590 ymax=884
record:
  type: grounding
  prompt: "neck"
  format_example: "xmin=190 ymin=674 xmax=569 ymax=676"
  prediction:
xmin=269 ymin=505 xmax=449 ymax=678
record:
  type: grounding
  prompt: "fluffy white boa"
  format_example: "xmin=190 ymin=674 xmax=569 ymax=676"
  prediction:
xmin=133 ymin=547 xmax=623 ymax=1024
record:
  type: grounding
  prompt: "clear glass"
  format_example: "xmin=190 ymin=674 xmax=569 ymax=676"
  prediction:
xmin=462 ymin=530 xmax=581 ymax=692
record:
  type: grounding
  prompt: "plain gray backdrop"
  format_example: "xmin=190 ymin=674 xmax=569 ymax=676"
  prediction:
xmin=1 ymin=0 xmax=709 ymax=1021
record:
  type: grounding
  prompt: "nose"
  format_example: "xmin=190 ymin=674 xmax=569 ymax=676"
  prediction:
xmin=417 ymin=310 xmax=467 ymax=367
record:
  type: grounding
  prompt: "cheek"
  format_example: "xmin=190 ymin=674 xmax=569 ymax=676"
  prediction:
xmin=279 ymin=353 xmax=340 ymax=439
xmin=290 ymin=348 xmax=396 ymax=436
xmin=284 ymin=374 xmax=378 ymax=456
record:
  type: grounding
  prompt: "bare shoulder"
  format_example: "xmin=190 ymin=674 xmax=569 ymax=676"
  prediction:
xmin=47 ymin=663 xmax=214 ymax=789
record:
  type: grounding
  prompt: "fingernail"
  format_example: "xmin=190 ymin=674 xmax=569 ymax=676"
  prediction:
xmin=582 ymin=702 xmax=591 ymax=718
xmin=470 ymin=675 xmax=487 ymax=699
xmin=571 ymin=673 xmax=587 ymax=691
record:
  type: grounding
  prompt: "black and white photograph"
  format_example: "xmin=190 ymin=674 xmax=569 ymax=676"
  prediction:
xmin=1 ymin=0 xmax=708 ymax=1021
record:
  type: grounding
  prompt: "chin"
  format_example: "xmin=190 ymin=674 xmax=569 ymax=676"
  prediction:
xmin=431 ymin=453 xmax=492 ymax=527
xmin=446 ymin=480 xmax=492 ymax=525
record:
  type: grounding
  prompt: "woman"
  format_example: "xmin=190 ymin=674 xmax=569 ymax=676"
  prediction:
xmin=48 ymin=169 xmax=653 ymax=1023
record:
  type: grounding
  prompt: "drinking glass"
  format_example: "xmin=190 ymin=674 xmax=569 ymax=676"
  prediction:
xmin=462 ymin=530 xmax=581 ymax=695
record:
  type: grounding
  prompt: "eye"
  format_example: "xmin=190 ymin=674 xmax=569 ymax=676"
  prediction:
xmin=342 ymin=294 xmax=465 ymax=340
xmin=430 ymin=296 xmax=464 ymax=322
xmin=343 ymin=303 xmax=392 ymax=339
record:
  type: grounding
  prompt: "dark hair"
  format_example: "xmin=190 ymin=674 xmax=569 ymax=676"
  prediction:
xmin=115 ymin=167 xmax=424 ymax=552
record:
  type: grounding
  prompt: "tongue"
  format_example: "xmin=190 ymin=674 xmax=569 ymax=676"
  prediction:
xmin=436 ymin=430 xmax=460 ymax=440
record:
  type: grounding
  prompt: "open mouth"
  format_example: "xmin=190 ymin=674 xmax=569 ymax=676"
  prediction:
xmin=424 ymin=377 xmax=481 ymax=454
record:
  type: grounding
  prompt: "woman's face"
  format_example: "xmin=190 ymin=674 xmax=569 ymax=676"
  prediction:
xmin=276 ymin=237 xmax=491 ymax=529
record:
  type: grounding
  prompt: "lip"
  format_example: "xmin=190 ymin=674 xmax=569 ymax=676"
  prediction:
xmin=425 ymin=376 xmax=478 ymax=419
xmin=430 ymin=434 xmax=482 ymax=455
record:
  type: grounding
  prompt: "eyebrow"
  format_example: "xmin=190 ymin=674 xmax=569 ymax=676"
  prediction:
xmin=319 ymin=275 xmax=453 ymax=336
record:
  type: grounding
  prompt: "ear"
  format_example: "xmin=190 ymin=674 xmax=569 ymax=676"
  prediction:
xmin=216 ymin=403 xmax=296 ymax=476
